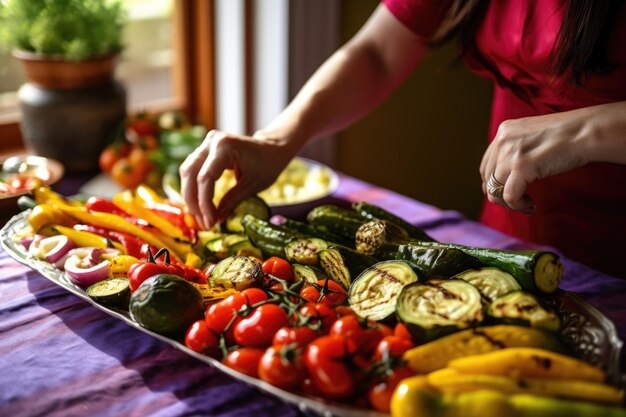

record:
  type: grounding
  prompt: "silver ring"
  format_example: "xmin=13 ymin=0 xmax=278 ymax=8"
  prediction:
xmin=487 ymin=172 xmax=505 ymax=198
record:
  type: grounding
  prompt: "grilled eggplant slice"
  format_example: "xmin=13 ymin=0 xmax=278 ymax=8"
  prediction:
xmin=487 ymin=290 xmax=561 ymax=332
xmin=319 ymin=246 xmax=378 ymax=290
xmin=284 ymin=238 xmax=328 ymax=265
xmin=396 ymin=280 xmax=484 ymax=343
xmin=453 ymin=267 xmax=521 ymax=303
xmin=292 ymin=264 xmax=326 ymax=285
xmin=349 ymin=260 xmax=421 ymax=321
xmin=209 ymin=255 xmax=263 ymax=290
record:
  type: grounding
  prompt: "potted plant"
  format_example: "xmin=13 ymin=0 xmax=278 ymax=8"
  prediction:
xmin=0 ymin=0 xmax=127 ymax=173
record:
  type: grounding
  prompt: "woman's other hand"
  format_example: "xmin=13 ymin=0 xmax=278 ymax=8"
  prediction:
xmin=479 ymin=101 xmax=626 ymax=214
xmin=180 ymin=130 xmax=296 ymax=229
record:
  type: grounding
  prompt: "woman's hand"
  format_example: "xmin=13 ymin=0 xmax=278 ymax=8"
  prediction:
xmin=479 ymin=102 xmax=626 ymax=214
xmin=180 ymin=130 xmax=296 ymax=229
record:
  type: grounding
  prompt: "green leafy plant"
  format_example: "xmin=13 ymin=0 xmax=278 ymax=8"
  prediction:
xmin=0 ymin=0 xmax=125 ymax=61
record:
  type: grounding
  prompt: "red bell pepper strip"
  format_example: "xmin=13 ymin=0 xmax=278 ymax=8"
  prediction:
xmin=74 ymin=224 xmax=155 ymax=260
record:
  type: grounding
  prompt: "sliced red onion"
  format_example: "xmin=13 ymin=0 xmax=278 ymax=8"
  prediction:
xmin=89 ymin=248 xmax=121 ymax=265
xmin=28 ymin=235 xmax=46 ymax=257
xmin=270 ymin=215 xmax=287 ymax=225
xmin=19 ymin=236 xmax=35 ymax=250
xmin=64 ymin=255 xmax=111 ymax=288
xmin=38 ymin=235 xmax=75 ymax=264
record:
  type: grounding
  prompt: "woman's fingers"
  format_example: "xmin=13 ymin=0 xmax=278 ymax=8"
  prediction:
xmin=180 ymin=144 xmax=209 ymax=223
xmin=504 ymin=170 xmax=535 ymax=214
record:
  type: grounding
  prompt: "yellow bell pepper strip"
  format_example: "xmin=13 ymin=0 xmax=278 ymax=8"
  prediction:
xmin=109 ymin=255 xmax=140 ymax=278
xmin=426 ymin=369 xmax=623 ymax=405
xmin=53 ymin=225 xmax=126 ymax=254
xmin=28 ymin=203 xmax=76 ymax=232
xmin=390 ymin=377 xmax=626 ymax=417
xmin=447 ymin=347 xmax=606 ymax=383
xmin=113 ymin=190 xmax=189 ymax=242
xmin=30 ymin=182 xmax=82 ymax=207
xmin=135 ymin=185 xmax=198 ymax=238
xmin=46 ymin=199 xmax=185 ymax=261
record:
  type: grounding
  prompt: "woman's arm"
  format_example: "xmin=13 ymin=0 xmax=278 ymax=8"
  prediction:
xmin=480 ymin=101 xmax=626 ymax=213
xmin=181 ymin=4 xmax=429 ymax=228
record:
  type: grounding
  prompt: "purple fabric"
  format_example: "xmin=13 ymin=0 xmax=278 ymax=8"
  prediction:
xmin=1 ymin=173 xmax=625 ymax=416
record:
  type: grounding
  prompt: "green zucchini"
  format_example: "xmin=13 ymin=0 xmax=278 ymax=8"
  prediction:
xmin=86 ymin=277 xmax=130 ymax=308
xmin=210 ymin=255 xmax=263 ymax=290
xmin=395 ymin=244 xmax=483 ymax=279
xmin=229 ymin=239 xmax=263 ymax=258
xmin=487 ymin=290 xmax=561 ymax=332
xmin=205 ymin=233 xmax=248 ymax=259
xmin=355 ymin=219 xmax=410 ymax=256
xmin=352 ymin=201 xmax=434 ymax=241
xmin=318 ymin=245 xmax=378 ymax=290
xmin=292 ymin=264 xmax=326 ymax=285
xmin=280 ymin=217 xmax=352 ymax=246
xmin=284 ymin=238 xmax=328 ymax=265
xmin=241 ymin=214 xmax=303 ymax=258
xmin=224 ymin=195 xmax=271 ymax=233
xmin=396 ymin=280 xmax=484 ymax=343
xmin=452 ymin=267 xmax=521 ymax=303
xmin=356 ymin=219 xmax=563 ymax=294
xmin=349 ymin=260 xmax=420 ymax=322
xmin=306 ymin=205 xmax=367 ymax=243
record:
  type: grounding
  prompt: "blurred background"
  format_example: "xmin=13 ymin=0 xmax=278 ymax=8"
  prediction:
xmin=0 ymin=0 xmax=492 ymax=220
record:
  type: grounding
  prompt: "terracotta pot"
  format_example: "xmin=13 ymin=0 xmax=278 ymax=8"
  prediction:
xmin=13 ymin=50 xmax=127 ymax=173
xmin=13 ymin=50 xmax=118 ymax=90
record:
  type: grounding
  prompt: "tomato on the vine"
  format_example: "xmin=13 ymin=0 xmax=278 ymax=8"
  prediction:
xmin=184 ymin=320 xmax=220 ymax=356
xmin=234 ymin=303 xmax=289 ymax=348
xmin=368 ymin=365 xmax=415 ymax=412
xmin=205 ymin=288 xmax=269 ymax=338
xmin=304 ymin=335 xmax=355 ymax=399
xmin=258 ymin=346 xmax=306 ymax=389
xmin=300 ymin=279 xmax=347 ymax=307
xmin=99 ymin=143 xmax=130 ymax=173
xmin=329 ymin=315 xmax=392 ymax=355
xmin=272 ymin=326 xmax=318 ymax=350
xmin=373 ymin=335 xmax=414 ymax=361
xmin=261 ymin=256 xmax=294 ymax=282
xmin=110 ymin=158 xmax=144 ymax=189
xmin=297 ymin=302 xmax=337 ymax=334
xmin=223 ymin=347 xmax=265 ymax=378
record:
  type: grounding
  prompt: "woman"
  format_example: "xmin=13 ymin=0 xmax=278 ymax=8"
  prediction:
xmin=180 ymin=0 xmax=626 ymax=277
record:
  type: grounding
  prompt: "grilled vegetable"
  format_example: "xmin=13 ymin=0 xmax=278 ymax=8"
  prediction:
xmin=205 ymin=233 xmax=248 ymax=259
xmin=447 ymin=347 xmax=606 ymax=383
xmin=349 ymin=260 xmax=420 ymax=321
xmin=241 ymin=214 xmax=303 ymax=258
xmin=209 ymin=255 xmax=263 ymax=290
xmin=396 ymin=280 xmax=484 ymax=343
xmin=284 ymin=238 xmax=328 ymax=265
xmin=279 ymin=217 xmax=352 ymax=246
xmin=427 ymin=369 xmax=623 ymax=405
xmin=402 ymin=325 xmax=564 ymax=374
xmin=224 ymin=196 xmax=271 ymax=233
xmin=352 ymin=201 xmax=434 ymax=241
xmin=86 ymin=277 xmax=130 ymax=308
xmin=318 ymin=246 xmax=377 ymax=290
xmin=395 ymin=244 xmax=483 ymax=279
xmin=453 ymin=267 xmax=521 ymax=302
xmin=306 ymin=205 xmax=366 ymax=243
xmin=356 ymin=219 xmax=563 ymax=294
xmin=292 ymin=264 xmax=325 ymax=284
xmin=487 ymin=291 xmax=561 ymax=332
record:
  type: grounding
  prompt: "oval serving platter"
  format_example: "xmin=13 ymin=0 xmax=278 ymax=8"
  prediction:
xmin=1 ymin=211 xmax=624 ymax=417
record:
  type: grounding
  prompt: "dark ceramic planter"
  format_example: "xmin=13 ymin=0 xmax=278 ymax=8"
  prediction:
xmin=14 ymin=51 xmax=127 ymax=174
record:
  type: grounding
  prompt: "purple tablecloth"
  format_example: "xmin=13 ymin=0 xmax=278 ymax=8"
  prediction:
xmin=1 ymin=174 xmax=625 ymax=417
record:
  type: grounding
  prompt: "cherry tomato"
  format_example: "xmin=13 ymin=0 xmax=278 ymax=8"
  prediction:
xmin=223 ymin=347 xmax=264 ymax=378
xmin=258 ymin=347 xmax=306 ymax=389
xmin=128 ymin=147 xmax=154 ymax=177
xmin=261 ymin=256 xmax=294 ymax=282
xmin=138 ymin=134 xmax=159 ymax=150
xmin=394 ymin=322 xmax=414 ymax=341
xmin=184 ymin=320 xmax=220 ymax=355
xmin=300 ymin=279 xmax=347 ymax=307
xmin=373 ymin=335 xmax=414 ymax=361
xmin=297 ymin=302 xmax=337 ymax=334
xmin=128 ymin=261 xmax=185 ymax=292
xmin=205 ymin=288 xmax=269 ymax=336
xmin=304 ymin=335 xmax=355 ymax=399
xmin=330 ymin=315 xmax=392 ymax=355
xmin=234 ymin=304 xmax=289 ymax=348
xmin=110 ymin=157 xmax=144 ymax=189
xmin=128 ymin=114 xmax=158 ymax=136
xmin=272 ymin=326 xmax=319 ymax=350
xmin=368 ymin=365 xmax=415 ymax=412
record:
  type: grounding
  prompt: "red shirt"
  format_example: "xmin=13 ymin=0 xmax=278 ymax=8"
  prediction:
xmin=383 ymin=0 xmax=626 ymax=277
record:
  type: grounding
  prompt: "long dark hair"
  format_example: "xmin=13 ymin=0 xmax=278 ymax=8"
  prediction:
xmin=430 ymin=0 xmax=622 ymax=85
